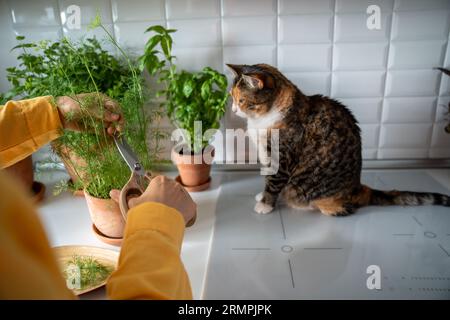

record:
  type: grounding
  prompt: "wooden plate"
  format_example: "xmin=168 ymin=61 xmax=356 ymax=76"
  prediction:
xmin=53 ymin=245 xmax=119 ymax=296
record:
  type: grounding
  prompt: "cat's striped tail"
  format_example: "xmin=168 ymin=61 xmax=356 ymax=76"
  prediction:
xmin=368 ymin=188 xmax=450 ymax=207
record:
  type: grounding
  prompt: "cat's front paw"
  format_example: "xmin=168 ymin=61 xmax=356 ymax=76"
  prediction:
xmin=255 ymin=192 xmax=263 ymax=202
xmin=254 ymin=201 xmax=274 ymax=214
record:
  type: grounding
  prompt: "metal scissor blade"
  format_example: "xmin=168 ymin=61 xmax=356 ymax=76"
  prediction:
xmin=113 ymin=134 xmax=146 ymax=176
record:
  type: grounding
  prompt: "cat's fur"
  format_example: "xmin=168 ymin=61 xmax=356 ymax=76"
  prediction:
xmin=227 ymin=63 xmax=450 ymax=216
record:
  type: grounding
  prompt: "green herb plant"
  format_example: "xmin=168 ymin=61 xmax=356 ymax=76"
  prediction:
xmin=140 ymin=26 xmax=229 ymax=154
xmin=1 ymin=19 xmax=164 ymax=198
xmin=436 ymin=68 xmax=450 ymax=134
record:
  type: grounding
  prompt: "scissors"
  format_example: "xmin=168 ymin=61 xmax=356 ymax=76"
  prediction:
xmin=114 ymin=133 xmax=153 ymax=221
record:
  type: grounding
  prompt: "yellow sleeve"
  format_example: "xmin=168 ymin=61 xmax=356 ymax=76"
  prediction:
xmin=0 ymin=172 xmax=75 ymax=299
xmin=107 ymin=202 xmax=193 ymax=300
xmin=0 ymin=96 xmax=63 ymax=169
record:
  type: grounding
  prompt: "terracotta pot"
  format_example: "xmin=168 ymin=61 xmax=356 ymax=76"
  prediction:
xmin=4 ymin=156 xmax=33 ymax=192
xmin=171 ymin=145 xmax=214 ymax=192
xmin=84 ymin=191 xmax=125 ymax=239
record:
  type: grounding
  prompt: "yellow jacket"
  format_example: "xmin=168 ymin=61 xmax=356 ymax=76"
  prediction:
xmin=0 ymin=96 xmax=192 ymax=299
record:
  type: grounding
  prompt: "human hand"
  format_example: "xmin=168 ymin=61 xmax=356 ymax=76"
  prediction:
xmin=56 ymin=93 xmax=124 ymax=135
xmin=110 ymin=175 xmax=197 ymax=227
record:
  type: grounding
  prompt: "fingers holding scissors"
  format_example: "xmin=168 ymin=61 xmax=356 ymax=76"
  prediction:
xmin=110 ymin=175 xmax=197 ymax=227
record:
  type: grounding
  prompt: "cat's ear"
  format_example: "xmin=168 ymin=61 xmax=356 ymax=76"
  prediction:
xmin=242 ymin=74 xmax=274 ymax=90
xmin=242 ymin=74 xmax=264 ymax=90
xmin=226 ymin=64 xmax=244 ymax=76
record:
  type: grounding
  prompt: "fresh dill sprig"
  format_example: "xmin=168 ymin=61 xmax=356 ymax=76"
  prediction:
xmin=65 ymin=255 xmax=113 ymax=290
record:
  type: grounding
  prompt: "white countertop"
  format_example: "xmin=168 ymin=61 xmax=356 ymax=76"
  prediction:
xmin=35 ymin=168 xmax=450 ymax=300
xmin=36 ymin=169 xmax=220 ymax=300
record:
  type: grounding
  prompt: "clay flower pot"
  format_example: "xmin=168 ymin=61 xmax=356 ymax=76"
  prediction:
xmin=171 ymin=145 xmax=214 ymax=192
xmin=4 ymin=155 xmax=45 ymax=203
xmin=84 ymin=191 xmax=125 ymax=240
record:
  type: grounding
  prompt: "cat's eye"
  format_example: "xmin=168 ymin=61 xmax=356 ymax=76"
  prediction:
xmin=247 ymin=105 xmax=256 ymax=110
xmin=239 ymin=99 xmax=244 ymax=103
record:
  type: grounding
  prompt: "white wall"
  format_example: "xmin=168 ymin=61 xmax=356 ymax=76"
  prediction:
xmin=1 ymin=0 xmax=449 ymax=162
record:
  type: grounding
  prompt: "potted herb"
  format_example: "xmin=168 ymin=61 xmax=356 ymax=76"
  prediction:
xmin=140 ymin=26 xmax=228 ymax=191
xmin=1 ymin=19 xmax=164 ymax=243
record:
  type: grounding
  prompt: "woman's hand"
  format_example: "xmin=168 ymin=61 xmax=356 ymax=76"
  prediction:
xmin=110 ymin=175 xmax=197 ymax=227
xmin=56 ymin=93 xmax=124 ymax=135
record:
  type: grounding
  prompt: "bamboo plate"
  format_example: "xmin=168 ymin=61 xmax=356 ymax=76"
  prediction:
xmin=53 ymin=245 xmax=119 ymax=296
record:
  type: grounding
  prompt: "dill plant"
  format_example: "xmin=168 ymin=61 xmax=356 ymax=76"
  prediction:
xmin=1 ymin=20 xmax=164 ymax=198
xmin=65 ymin=255 xmax=113 ymax=289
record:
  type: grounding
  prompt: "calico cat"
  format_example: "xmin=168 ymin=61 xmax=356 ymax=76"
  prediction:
xmin=227 ymin=63 xmax=450 ymax=216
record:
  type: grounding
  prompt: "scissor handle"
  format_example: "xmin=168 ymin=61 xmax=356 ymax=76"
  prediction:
xmin=119 ymin=171 xmax=153 ymax=221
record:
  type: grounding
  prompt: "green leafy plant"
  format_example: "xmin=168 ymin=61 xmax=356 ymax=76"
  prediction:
xmin=64 ymin=255 xmax=113 ymax=290
xmin=1 ymin=22 xmax=163 ymax=198
xmin=140 ymin=26 xmax=228 ymax=154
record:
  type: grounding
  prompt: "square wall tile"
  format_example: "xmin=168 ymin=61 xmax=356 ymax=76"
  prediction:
xmin=9 ymin=0 xmax=59 ymax=26
xmin=166 ymin=0 xmax=220 ymax=19
xmin=431 ymin=123 xmax=450 ymax=148
xmin=279 ymin=0 xmax=334 ymax=14
xmin=360 ymin=124 xmax=380 ymax=148
xmin=14 ymin=26 xmax=61 ymax=42
xmin=223 ymin=45 xmax=276 ymax=67
xmin=435 ymin=96 xmax=450 ymax=122
xmin=362 ymin=149 xmax=378 ymax=159
xmin=388 ymin=40 xmax=446 ymax=69
xmin=382 ymin=97 xmax=437 ymax=123
xmin=172 ymin=46 xmax=222 ymax=72
xmin=223 ymin=16 xmax=276 ymax=46
xmin=331 ymin=71 xmax=385 ymax=98
xmin=114 ymin=20 xmax=165 ymax=53
xmin=284 ymin=72 xmax=331 ymax=95
xmin=0 ymin=0 xmax=12 ymax=28
xmin=378 ymin=148 xmax=429 ymax=159
xmin=337 ymin=98 xmax=383 ymax=123
xmin=335 ymin=13 xmax=391 ymax=42
xmin=223 ymin=0 xmax=276 ymax=17
xmin=336 ymin=0 xmax=394 ymax=13
xmin=379 ymin=124 xmax=432 ymax=148
xmin=279 ymin=15 xmax=333 ymax=44
xmin=168 ymin=19 xmax=221 ymax=47
xmin=385 ymin=70 xmax=441 ymax=97
xmin=111 ymin=0 xmax=165 ymax=22
xmin=429 ymin=148 xmax=450 ymax=158
xmin=391 ymin=11 xmax=450 ymax=41
xmin=59 ymin=0 xmax=112 ymax=25
xmin=394 ymin=0 xmax=450 ymax=11
xmin=333 ymin=42 xmax=388 ymax=71
xmin=278 ymin=44 xmax=331 ymax=72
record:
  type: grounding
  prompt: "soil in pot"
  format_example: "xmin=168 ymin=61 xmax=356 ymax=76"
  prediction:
xmin=84 ymin=191 xmax=125 ymax=240
xmin=171 ymin=145 xmax=214 ymax=191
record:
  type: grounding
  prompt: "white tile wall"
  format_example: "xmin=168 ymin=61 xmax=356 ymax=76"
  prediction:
xmin=279 ymin=44 xmax=332 ymax=71
xmin=222 ymin=16 xmax=276 ymax=46
xmin=279 ymin=15 xmax=333 ymax=44
xmin=111 ymin=0 xmax=165 ymax=22
xmin=0 ymin=0 xmax=449 ymax=162
xmin=166 ymin=0 xmax=220 ymax=19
